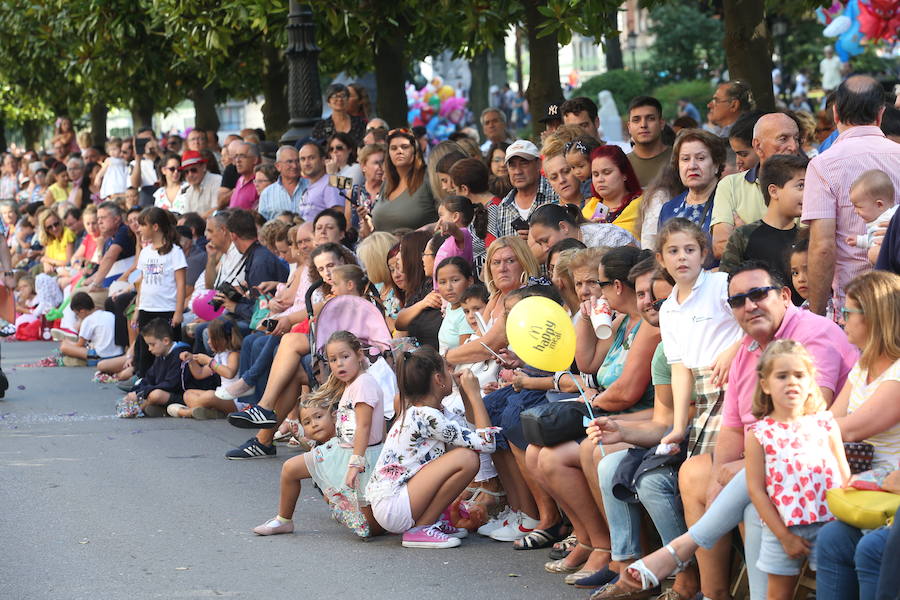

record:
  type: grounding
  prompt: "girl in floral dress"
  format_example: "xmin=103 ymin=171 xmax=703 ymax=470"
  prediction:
xmin=366 ymin=346 xmax=497 ymax=548
xmin=745 ymin=340 xmax=850 ymax=600
xmin=252 ymin=331 xmax=385 ymax=538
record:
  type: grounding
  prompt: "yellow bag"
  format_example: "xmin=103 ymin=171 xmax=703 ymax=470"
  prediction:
xmin=826 ymin=488 xmax=900 ymax=530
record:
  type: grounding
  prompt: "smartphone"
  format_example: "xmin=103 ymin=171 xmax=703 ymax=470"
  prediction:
xmin=134 ymin=137 xmax=149 ymax=155
xmin=348 ymin=185 xmax=360 ymax=206
xmin=262 ymin=319 xmax=277 ymax=332
xmin=328 ymin=175 xmax=353 ymax=191
xmin=479 ymin=342 xmax=511 ymax=366
xmin=511 ymin=217 xmax=529 ymax=232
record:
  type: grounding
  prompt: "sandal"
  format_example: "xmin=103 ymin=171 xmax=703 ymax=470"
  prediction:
xmin=548 ymin=534 xmax=577 ymax=559
xmin=625 ymin=544 xmax=690 ymax=591
xmin=274 ymin=418 xmax=299 ymax=443
xmin=513 ymin=521 xmax=567 ymax=550
xmin=589 ymin=580 xmax=660 ymax=600
xmin=544 ymin=557 xmax=586 ymax=574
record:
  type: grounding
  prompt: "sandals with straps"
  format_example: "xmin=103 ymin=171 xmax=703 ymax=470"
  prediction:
xmin=513 ymin=521 xmax=567 ymax=550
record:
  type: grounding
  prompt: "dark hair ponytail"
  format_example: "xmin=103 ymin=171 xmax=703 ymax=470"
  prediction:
xmin=440 ymin=195 xmax=489 ymax=240
xmin=397 ymin=346 xmax=445 ymax=419
xmin=530 ymin=202 xmax=586 ymax=229
xmin=138 ymin=206 xmax=177 ymax=254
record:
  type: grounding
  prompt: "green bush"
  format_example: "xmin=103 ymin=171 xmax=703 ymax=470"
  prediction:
xmin=571 ymin=69 xmax=650 ymax=115
xmin=651 ymin=80 xmax=714 ymax=122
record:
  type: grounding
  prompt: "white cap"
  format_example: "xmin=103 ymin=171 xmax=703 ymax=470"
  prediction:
xmin=505 ymin=140 xmax=540 ymax=163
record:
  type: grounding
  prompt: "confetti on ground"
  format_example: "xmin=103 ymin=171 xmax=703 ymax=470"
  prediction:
xmin=16 ymin=385 xmax=25 ymax=390
xmin=78 ymin=539 xmax=89 ymax=544
xmin=175 ymin=567 xmax=190 ymax=571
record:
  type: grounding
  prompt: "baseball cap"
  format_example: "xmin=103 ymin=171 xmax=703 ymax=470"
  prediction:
xmin=539 ymin=103 xmax=562 ymax=123
xmin=179 ymin=150 xmax=207 ymax=170
xmin=505 ymin=140 xmax=540 ymax=163
xmin=29 ymin=161 xmax=48 ymax=174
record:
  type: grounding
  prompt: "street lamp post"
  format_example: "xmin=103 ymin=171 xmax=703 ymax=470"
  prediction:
xmin=627 ymin=31 xmax=638 ymax=72
xmin=280 ymin=2 xmax=323 ymax=146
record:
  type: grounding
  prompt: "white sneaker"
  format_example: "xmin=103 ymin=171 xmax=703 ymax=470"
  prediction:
xmin=214 ymin=386 xmax=237 ymax=401
xmin=476 ymin=506 xmax=513 ymax=537
xmin=488 ymin=512 xmax=540 ymax=542
xmin=50 ymin=328 xmax=79 ymax=343
xmin=166 ymin=403 xmax=188 ymax=418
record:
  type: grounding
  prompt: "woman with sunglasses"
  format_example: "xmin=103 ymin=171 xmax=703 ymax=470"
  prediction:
xmin=311 ymin=83 xmax=367 ymax=147
xmin=37 ymin=208 xmax=75 ymax=274
xmin=152 ymin=153 xmax=182 ymax=212
xmin=370 ymin=129 xmax=436 ymax=232
xmin=324 ymin=132 xmax=363 ymax=187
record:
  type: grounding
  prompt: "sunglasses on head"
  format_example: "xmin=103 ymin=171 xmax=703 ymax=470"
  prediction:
xmin=726 ymin=286 xmax=779 ymax=309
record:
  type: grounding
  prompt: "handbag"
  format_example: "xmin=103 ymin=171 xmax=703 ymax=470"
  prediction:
xmin=843 ymin=441 xmax=876 ymax=474
xmin=521 ymin=401 xmax=592 ymax=447
xmin=826 ymin=488 xmax=900 ymax=529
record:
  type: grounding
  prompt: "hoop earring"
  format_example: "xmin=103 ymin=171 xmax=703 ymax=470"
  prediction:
xmin=520 ymin=271 xmax=528 ymax=285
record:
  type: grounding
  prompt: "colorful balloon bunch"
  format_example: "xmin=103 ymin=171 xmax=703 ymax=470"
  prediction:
xmin=817 ymin=0 xmax=899 ymax=61
xmin=406 ymin=77 xmax=470 ymax=144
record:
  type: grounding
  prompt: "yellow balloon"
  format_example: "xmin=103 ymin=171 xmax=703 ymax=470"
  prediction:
xmin=505 ymin=296 xmax=576 ymax=372
xmin=438 ymin=85 xmax=455 ymax=101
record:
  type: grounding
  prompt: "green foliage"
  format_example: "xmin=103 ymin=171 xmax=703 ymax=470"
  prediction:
xmin=571 ymin=70 xmax=650 ymax=115
xmin=778 ymin=18 xmax=828 ymax=85
xmin=644 ymin=1 xmax=724 ymax=85
xmin=650 ymin=80 xmax=713 ymax=121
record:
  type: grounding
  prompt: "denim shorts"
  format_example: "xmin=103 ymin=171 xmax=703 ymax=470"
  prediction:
xmin=757 ymin=521 xmax=824 ymax=575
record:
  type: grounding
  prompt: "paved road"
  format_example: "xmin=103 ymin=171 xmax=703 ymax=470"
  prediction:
xmin=0 ymin=342 xmax=586 ymax=600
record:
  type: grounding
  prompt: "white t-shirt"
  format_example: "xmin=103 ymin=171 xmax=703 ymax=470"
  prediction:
xmin=129 ymin=158 xmax=158 ymax=187
xmin=99 ymin=157 xmax=128 ymax=199
xmin=79 ymin=309 xmax=122 ymax=358
xmin=137 ymin=245 xmax=188 ymax=311
xmin=659 ymin=270 xmax=742 ymax=369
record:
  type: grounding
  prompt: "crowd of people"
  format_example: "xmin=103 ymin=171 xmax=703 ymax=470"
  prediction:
xmin=2 ymin=72 xmax=900 ymax=600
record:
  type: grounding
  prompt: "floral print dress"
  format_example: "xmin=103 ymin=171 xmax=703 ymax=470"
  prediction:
xmin=365 ymin=405 xmax=497 ymax=505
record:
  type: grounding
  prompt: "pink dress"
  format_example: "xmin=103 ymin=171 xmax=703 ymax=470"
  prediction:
xmin=751 ymin=412 xmax=840 ymax=527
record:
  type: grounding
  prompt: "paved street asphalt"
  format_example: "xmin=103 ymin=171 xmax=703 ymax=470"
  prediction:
xmin=0 ymin=342 xmax=586 ymax=600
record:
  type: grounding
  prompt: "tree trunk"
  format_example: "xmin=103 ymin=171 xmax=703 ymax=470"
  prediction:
xmin=523 ymin=0 xmax=562 ymax=138
xmin=23 ymin=120 xmax=42 ymax=151
xmin=469 ymin=50 xmax=490 ymax=130
xmin=514 ymin=28 xmax=524 ymax=94
xmin=604 ymin=11 xmax=624 ymax=71
xmin=191 ymin=85 xmax=221 ymax=133
xmin=723 ymin=0 xmax=774 ymax=112
xmin=90 ymin=103 xmax=108 ymax=147
xmin=373 ymin=27 xmax=409 ymax=127
xmin=0 ymin=115 xmax=6 ymax=155
xmin=131 ymin=97 xmax=155 ymax=132
xmin=261 ymin=41 xmax=289 ymax=141
xmin=489 ymin=42 xmax=508 ymax=90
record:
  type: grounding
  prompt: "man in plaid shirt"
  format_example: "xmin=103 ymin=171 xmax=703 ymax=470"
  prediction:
xmin=487 ymin=140 xmax=559 ymax=242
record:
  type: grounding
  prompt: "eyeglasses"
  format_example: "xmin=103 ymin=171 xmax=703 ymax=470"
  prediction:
xmin=46 ymin=221 xmax=61 ymax=230
xmin=597 ymin=280 xmax=614 ymax=288
xmin=329 ymin=93 xmax=349 ymax=100
xmin=163 ymin=166 xmax=177 ymax=172
xmin=726 ymin=286 xmax=779 ymax=309
xmin=650 ymin=298 xmax=666 ymax=311
xmin=709 ymin=97 xmax=731 ymax=104
xmin=254 ymin=178 xmax=271 ymax=185
xmin=840 ymin=306 xmax=864 ymax=320
xmin=329 ymin=145 xmax=347 ymax=152
xmin=231 ymin=154 xmax=248 ymax=160
xmin=185 ymin=167 xmax=200 ymax=174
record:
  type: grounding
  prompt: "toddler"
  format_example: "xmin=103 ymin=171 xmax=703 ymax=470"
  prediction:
xmin=97 ymin=137 xmax=128 ymax=200
xmin=253 ymin=331 xmax=385 ymax=538
xmin=59 ymin=292 xmax=123 ymax=365
xmin=746 ymin=340 xmax=850 ymax=599
xmin=169 ymin=319 xmax=245 ymax=419
xmin=847 ymin=169 xmax=896 ymax=256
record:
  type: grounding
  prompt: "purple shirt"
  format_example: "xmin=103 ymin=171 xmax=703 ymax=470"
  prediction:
xmin=721 ymin=305 xmax=858 ymax=432
xmin=297 ymin=174 xmax=343 ymax=222
xmin=229 ymin=174 xmax=258 ymax=210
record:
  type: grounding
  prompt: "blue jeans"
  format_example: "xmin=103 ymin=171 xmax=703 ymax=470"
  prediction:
xmin=815 ymin=518 xmax=891 ymax=600
xmin=598 ymin=450 xmax=688 ymax=561
xmin=238 ymin=333 xmax=281 ymax=403
xmin=687 ymin=469 xmax=767 ymax=600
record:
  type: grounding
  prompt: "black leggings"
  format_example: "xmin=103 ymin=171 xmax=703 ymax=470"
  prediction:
xmin=133 ymin=310 xmax=180 ymax=378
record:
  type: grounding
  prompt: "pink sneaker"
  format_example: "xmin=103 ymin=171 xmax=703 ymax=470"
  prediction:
xmin=401 ymin=524 xmax=462 ymax=548
xmin=435 ymin=519 xmax=468 ymax=539
xmin=252 ymin=517 xmax=294 ymax=536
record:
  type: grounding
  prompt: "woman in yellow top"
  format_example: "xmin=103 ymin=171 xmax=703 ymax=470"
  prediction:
xmin=43 ymin=163 xmax=72 ymax=207
xmin=582 ymin=145 xmax=642 ymax=238
xmin=38 ymin=209 xmax=75 ymax=274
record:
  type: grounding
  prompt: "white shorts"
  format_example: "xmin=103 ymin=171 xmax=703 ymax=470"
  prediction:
xmin=371 ymin=485 xmax=414 ymax=534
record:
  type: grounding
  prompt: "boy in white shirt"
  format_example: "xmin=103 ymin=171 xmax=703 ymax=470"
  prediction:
xmin=59 ymin=292 xmax=123 ymax=366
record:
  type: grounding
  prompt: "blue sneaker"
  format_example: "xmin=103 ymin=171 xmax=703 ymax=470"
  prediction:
xmin=225 ymin=437 xmax=276 ymax=460
xmin=227 ymin=405 xmax=277 ymax=429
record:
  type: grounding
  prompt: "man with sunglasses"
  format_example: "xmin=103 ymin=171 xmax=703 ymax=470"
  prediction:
xmin=673 ymin=260 xmax=857 ymax=599
xmin=173 ymin=150 xmax=222 ymax=218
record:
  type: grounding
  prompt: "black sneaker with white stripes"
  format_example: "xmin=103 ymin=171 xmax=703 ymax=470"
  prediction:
xmin=227 ymin=405 xmax=277 ymax=429
xmin=225 ymin=437 xmax=276 ymax=460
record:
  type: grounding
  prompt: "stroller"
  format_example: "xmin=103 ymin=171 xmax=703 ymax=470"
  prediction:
xmin=303 ymin=281 xmax=394 ymax=388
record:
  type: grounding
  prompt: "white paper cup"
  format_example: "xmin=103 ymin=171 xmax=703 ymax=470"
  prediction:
xmin=590 ymin=297 xmax=612 ymax=339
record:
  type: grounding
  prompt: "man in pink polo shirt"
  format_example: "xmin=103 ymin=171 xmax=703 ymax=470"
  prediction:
xmin=229 ymin=141 xmax=261 ymax=210
xmin=802 ymin=75 xmax=900 ymax=314
xmin=677 ymin=260 xmax=858 ymax=599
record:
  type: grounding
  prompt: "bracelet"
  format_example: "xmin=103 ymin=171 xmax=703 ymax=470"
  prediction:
xmin=552 ymin=371 xmax=565 ymax=391
xmin=347 ymin=454 xmax=367 ymax=472
xmin=209 ymin=357 xmax=217 ymax=370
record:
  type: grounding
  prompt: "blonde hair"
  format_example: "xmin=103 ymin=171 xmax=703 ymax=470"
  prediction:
xmin=482 ymin=235 xmax=539 ymax=295
xmin=332 ymin=264 xmax=368 ymax=295
xmin=358 ymin=143 xmax=386 ymax=167
xmin=751 ymin=339 xmax=825 ymax=419
xmin=357 ymin=231 xmax=398 ymax=285
xmin=426 ymin=140 xmax=464 ymax=203
xmin=552 ymin=248 xmax=581 ymax=312
xmin=540 ymin=124 xmax=586 ymax=157
xmin=306 ymin=331 xmax=367 ymax=406
xmin=845 ymin=270 xmax=900 ymax=370
xmin=567 ymin=246 xmax=607 ymax=274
